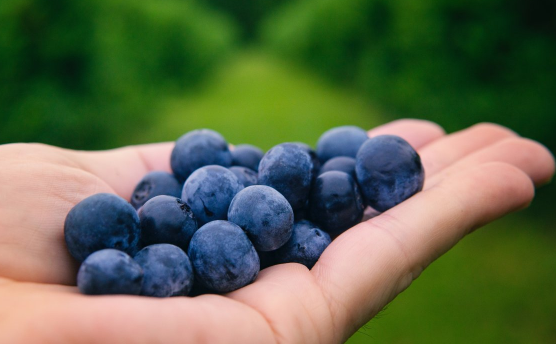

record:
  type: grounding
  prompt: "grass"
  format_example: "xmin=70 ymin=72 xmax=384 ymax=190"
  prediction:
xmin=130 ymin=50 xmax=383 ymax=149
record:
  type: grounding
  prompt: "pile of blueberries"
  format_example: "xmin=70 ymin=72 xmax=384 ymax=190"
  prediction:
xmin=64 ymin=126 xmax=424 ymax=297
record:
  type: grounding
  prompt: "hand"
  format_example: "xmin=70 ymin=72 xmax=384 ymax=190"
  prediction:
xmin=0 ymin=120 xmax=553 ymax=343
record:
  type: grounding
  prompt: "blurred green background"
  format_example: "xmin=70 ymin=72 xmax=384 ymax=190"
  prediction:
xmin=1 ymin=0 xmax=554 ymax=342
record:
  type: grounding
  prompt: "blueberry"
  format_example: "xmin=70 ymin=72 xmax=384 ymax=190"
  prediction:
xmin=229 ymin=166 xmax=258 ymax=187
xmin=138 ymin=195 xmax=198 ymax=251
xmin=316 ymin=126 xmax=369 ymax=163
xmin=273 ymin=220 xmax=331 ymax=269
xmin=308 ymin=171 xmax=365 ymax=237
xmin=258 ymin=143 xmax=313 ymax=210
xmin=182 ymin=165 xmax=244 ymax=226
xmin=170 ymin=129 xmax=232 ymax=182
xmin=231 ymin=144 xmax=264 ymax=171
xmin=355 ymin=135 xmax=424 ymax=212
xmin=64 ymin=193 xmax=141 ymax=262
xmin=134 ymin=244 xmax=194 ymax=297
xmin=188 ymin=221 xmax=259 ymax=293
xmin=291 ymin=142 xmax=321 ymax=181
xmin=228 ymin=185 xmax=294 ymax=251
xmin=130 ymin=171 xmax=182 ymax=210
xmin=77 ymin=249 xmax=144 ymax=295
xmin=319 ymin=156 xmax=356 ymax=179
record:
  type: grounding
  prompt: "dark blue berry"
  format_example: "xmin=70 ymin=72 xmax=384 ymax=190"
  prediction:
xmin=231 ymin=144 xmax=264 ymax=171
xmin=138 ymin=195 xmax=198 ymax=251
xmin=188 ymin=221 xmax=259 ymax=293
xmin=308 ymin=171 xmax=365 ymax=237
xmin=229 ymin=166 xmax=258 ymax=187
xmin=228 ymin=185 xmax=294 ymax=251
xmin=258 ymin=143 xmax=313 ymax=210
xmin=292 ymin=142 xmax=321 ymax=182
xmin=319 ymin=156 xmax=356 ymax=179
xmin=316 ymin=126 xmax=368 ymax=163
xmin=182 ymin=165 xmax=244 ymax=226
xmin=77 ymin=249 xmax=143 ymax=295
xmin=130 ymin=171 xmax=182 ymax=210
xmin=355 ymin=135 xmax=424 ymax=212
xmin=64 ymin=193 xmax=141 ymax=262
xmin=273 ymin=220 xmax=331 ymax=269
xmin=170 ymin=129 xmax=232 ymax=182
xmin=134 ymin=244 xmax=194 ymax=297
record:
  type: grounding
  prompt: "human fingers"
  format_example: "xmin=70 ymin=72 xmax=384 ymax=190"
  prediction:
xmin=417 ymin=123 xmax=518 ymax=177
xmin=229 ymin=133 xmax=554 ymax=343
xmin=368 ymin=119 xmax=445 ymax=149
xmin=311 ymin=162 xmax=537 ymax=342
xmin=426 ymin=137 xmax=555 ymax=188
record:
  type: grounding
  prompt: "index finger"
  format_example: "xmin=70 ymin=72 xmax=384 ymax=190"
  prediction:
xmin=312 ymin=162 xmax=536 ymax=340
xmin=310 ymin=127 xmax=555 ymax=340
xmin=368 ymin=119 xmax=445 ymax=149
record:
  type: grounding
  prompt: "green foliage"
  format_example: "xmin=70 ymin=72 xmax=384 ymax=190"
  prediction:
xmin=203 ymin=0 xmax=290 ymax=40
xmin=0 ymin=0 xmax=238 ymax=149
xmin=262 ymin=0 xmax=556 ymax=153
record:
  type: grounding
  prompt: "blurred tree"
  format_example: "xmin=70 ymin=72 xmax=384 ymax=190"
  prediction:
xmin=0 ymin=0 xmax=238 ymax=149
xmin=204 ymin=0 xmax=292 ymax=40
xmin=262 ymin=0 xmax=556 ymax=153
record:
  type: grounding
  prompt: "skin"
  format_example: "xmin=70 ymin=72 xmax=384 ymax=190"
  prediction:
xmin=0 ymin=119 xmax=554 ymax=343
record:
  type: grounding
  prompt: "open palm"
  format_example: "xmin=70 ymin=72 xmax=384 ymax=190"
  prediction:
xmin=0 ymin=120 xmax=553 ymax=343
